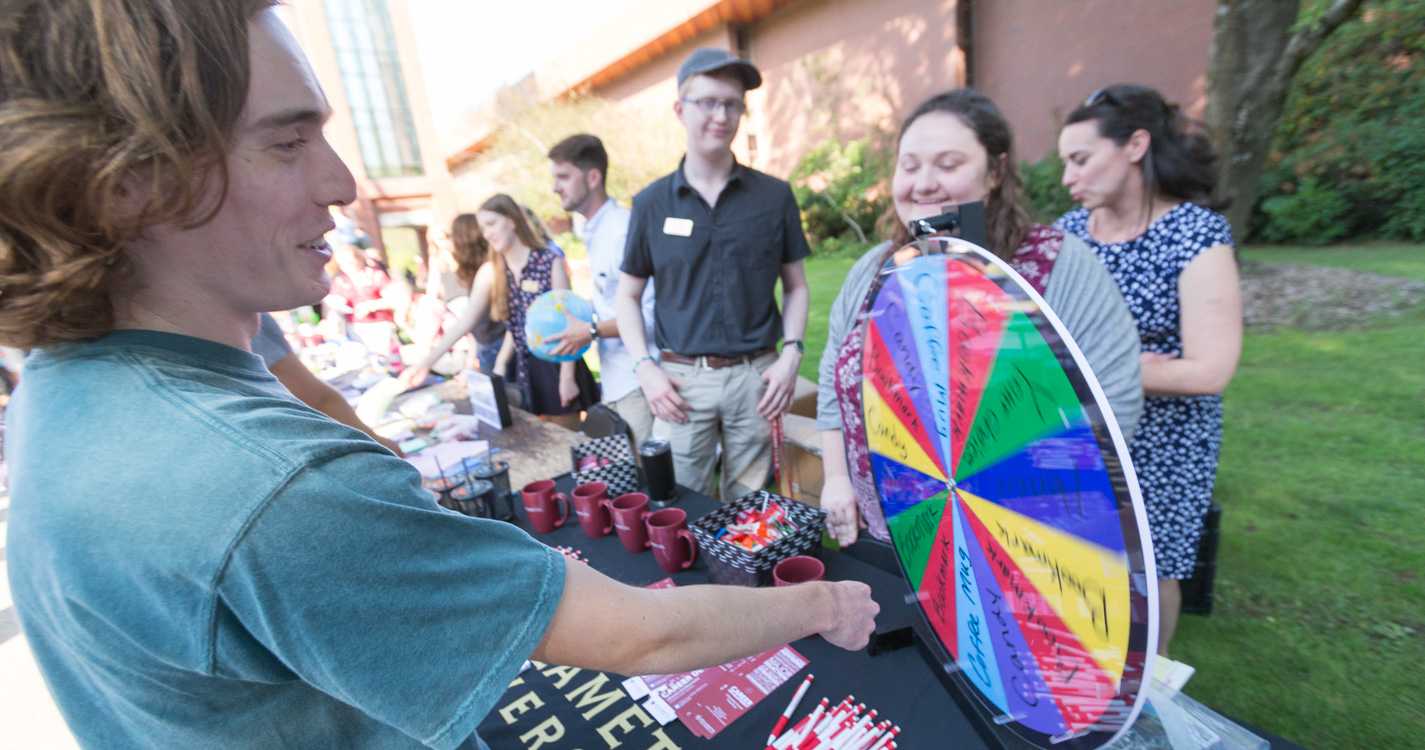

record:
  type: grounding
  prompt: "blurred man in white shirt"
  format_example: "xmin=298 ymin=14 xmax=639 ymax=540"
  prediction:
xmin=547 ymin=134 xmax=658 ymax=441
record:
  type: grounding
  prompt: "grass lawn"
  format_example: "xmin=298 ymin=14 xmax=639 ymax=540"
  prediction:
xmin=1241 ymin=241 xmax=1425 ymax=281
xmin=799 ymin=243 xmax=1425 ymax=749
xmin=799 ymin=255 xmax=861 ymax=381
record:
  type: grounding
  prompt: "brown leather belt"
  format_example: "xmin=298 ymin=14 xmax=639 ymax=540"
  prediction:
xmin=660 ymin=347 xmax=775 ymax=369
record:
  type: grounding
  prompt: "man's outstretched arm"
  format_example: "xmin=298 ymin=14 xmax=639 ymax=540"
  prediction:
xmin=530 ymin=557 xmax=878 ymax=676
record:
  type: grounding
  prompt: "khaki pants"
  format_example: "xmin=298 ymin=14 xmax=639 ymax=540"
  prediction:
xmin=609 ymin=388 xmax=655 ymax=445
xmin=653 ymin=351 xmax=776 ymax=501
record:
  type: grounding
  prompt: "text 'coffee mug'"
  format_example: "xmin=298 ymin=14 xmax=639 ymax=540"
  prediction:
xmin=572 ymin=482 xmax=613 ymax=538
xmin=520 ymin=479 xmax=570 ymax=534
xmin=646 ymin=507 xmax=699 ymax=575
xmin=608 ymin=493 xmax=651 ymax=554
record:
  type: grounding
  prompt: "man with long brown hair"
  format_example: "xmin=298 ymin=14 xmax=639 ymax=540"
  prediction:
xmin=0 ymin=3 xmax=877 ymax=748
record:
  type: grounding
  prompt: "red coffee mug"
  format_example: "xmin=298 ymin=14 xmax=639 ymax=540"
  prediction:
xmin=572 ymin=482 xmax=613 ymax=539
xmin=607 ymin=493 xmax=651 ymax=554
xmin=773 ymin=555 xmax=825 ymax=587
xmin=520 ymin=479 xmax=570 ymax=534
xmin=646 ymin=507 xmax=699 ymax=575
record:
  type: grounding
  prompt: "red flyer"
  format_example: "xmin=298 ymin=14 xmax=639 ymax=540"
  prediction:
xmin=630 ymin=579 xmax=809 ymax=738
xmin=654 ymin=645 xmax=808 ymax=738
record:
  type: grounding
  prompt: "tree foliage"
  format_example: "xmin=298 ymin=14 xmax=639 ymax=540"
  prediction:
xmin=1019 ymin=153 xmax=1077 ymax=225
xmin=784 ymin=51 xmax=902 ymax=256
xmin=1206 ymin=0 xmax=1366 ymax=238
xmin=789 ymin=134 xmax=893 ymax=253
xmin=1253 ymin=0 xmax=1425 ymax=242
xmin=467 ymin=93 xmax=685 ymax=222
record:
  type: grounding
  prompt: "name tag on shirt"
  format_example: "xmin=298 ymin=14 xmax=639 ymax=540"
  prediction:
xmin=520 ymin=279 xmax=540 ymax=293
xmin=663 ymin=217 xmax=693 ymax=237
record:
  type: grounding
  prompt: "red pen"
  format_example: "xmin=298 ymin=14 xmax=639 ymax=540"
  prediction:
xmin=851 ymin=721 xmax=888 ymax=750
xmin=833 ymin=711 xmax=875 ymax=750
xmin=867 ymin=726 xmax=900 ymax=750
xmin=772 ymin=715 xmax=812 ymax=750
xmin=784 ymin=698 xmax=829 ymax=747
xmin=799 ymin=714 xmax=837 ymax=750
xmin=812 ymin=711 xmax=859 ymax=750
xmin=802 ymin=697 xmax=853 ymax=750
xmin=812 ymin=699 xmax=852 ymax=736
xmin=766 ymin=674 xmax=814 ymax=749
xmin=838 ymin=714 xmax=878 ymax=750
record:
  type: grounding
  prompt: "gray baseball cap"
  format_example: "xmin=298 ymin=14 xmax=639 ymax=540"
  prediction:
xmin=677 ymin=47 xmax=762 ymax=91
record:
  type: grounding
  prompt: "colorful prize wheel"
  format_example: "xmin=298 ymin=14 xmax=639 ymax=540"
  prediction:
xmin=861 ymin=237 xmax=1157 ymax=749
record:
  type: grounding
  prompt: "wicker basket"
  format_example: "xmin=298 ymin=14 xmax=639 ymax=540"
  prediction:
xmin=570 ymin=435 xmax=641 ymax=498
xmin=690 ymin=491 xmax=826 ymax=587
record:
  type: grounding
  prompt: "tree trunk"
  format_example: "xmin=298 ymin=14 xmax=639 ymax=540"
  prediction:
xmin=1205 ymin=0 xmax=1366 ymax=239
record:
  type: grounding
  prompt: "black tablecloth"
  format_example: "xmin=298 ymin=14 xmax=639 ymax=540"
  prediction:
xmin=475 ymin=478 xmax=1305 ymax=750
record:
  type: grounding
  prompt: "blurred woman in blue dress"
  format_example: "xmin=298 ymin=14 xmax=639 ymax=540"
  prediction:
xmin=1056 ymin=84 xmax=1243 ymax=657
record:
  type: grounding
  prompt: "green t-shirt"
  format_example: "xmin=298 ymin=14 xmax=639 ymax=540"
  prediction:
xmin=6 ymin=330 xmax=565 ymax=749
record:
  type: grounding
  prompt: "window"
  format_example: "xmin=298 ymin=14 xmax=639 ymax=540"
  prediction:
xmin=733 ymin=25 xmax=753 ymax=62
xmin=323 ymin=0 xmax=424 ymax=178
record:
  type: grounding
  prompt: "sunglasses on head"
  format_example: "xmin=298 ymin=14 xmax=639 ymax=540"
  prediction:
xmin=1083 ymin=88 xmax=1121 ymax=108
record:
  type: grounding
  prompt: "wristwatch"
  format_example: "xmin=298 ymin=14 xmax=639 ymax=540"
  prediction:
xmin=589 ymin=322 xmax=600 ymax=341
xmin=785 ymin=339 xmax=805 ymax=355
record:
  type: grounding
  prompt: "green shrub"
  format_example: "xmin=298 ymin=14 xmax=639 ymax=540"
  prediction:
xmin=1374 ymin=124 xmax=1425 ymax=240
xmin=1256 ymin=178 xmax=1351 ymax=244
xmin=1255 ymin=0 xmax=1425 ymax=242
xmin=1019 ymin=152 xmax=1077 ymax=224
xmin=790 ymin=135 xmax=893 ymax=252
xmin=810 ymin=235 xmax=878 ymax=259
xmin=466 ymin=93 xmax=684 ymax=221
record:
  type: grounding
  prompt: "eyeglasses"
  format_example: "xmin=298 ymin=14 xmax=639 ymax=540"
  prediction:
xmin=680 ymin=97 xmax=747 ymax=117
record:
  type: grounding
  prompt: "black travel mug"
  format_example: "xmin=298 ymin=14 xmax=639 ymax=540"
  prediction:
xmin=638 ymin=437 xmax=678 ymax=505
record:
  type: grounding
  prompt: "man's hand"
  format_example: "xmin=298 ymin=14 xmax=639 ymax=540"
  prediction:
xmin=547 ymin=309 xmax=593 ymax=358
xmin=398 ymin=364 xmax=432 ymax=391
xmin=815 ymin=581 xmax=880 ymax=650
xmin=756 ymin=348 xmax=800 ymax=420
xmin=637 ymin=360 xmax=690 ymax=424
xmin=821 ymin=474 xmax=865 ymax=546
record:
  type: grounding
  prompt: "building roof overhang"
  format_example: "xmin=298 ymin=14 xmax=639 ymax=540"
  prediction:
xmin=444 ymin=0 xmax=795 ymax=169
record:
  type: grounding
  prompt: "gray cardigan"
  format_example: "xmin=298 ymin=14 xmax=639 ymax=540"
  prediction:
xmin=816 ymin=234 xmax=1143 ymax=443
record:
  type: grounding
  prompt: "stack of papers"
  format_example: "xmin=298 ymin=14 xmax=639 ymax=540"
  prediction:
xmin=623 ymin=579 xmax=809 ymax=739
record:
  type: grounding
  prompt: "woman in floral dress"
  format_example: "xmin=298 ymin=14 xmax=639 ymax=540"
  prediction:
xmin=1056 ymin=84 xmax=1242 ymax=656
xmin=478 ymin=194 xmax=598 ymax=430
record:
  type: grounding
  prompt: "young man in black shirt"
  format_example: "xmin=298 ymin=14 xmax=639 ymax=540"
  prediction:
xmin=616 ymin=48 xmax=811 ymax=500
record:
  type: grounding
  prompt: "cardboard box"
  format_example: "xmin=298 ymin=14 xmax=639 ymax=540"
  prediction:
xmin=780 ymin=413 xmax=824 ymax=508
xmin=790 ymin=375 xmax=818 ymax=419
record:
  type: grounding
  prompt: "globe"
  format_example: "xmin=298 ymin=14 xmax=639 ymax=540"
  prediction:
xmin=524 ymin=290 xmax=595 ymax=362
